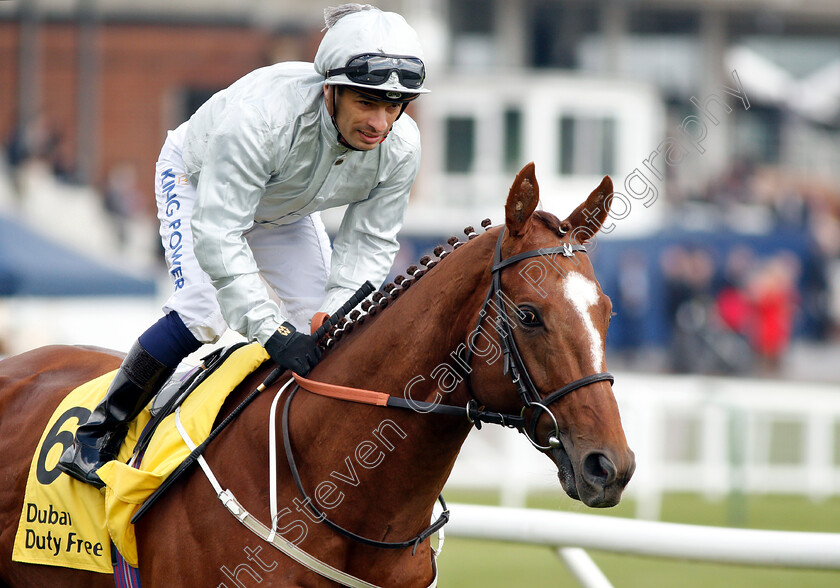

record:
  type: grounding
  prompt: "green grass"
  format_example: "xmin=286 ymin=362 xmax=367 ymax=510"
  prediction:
xmin=436 ymin=490 xmax=840 ymax=587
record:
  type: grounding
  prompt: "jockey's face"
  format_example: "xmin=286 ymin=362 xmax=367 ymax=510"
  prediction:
xmin=325 ymin=86 xmax=402 ymax=151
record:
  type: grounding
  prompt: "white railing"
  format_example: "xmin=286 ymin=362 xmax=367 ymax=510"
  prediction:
xmin=446 ymin=372 xmax=840 ymax=519
xmin=444 ymin=503 xmax=840 ymax=587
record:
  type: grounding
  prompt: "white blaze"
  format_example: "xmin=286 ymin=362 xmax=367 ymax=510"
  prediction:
xmin=562 ymin=272 xmax=604 ymax=370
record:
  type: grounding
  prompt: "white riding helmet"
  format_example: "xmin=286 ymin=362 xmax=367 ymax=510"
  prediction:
xmin=314 ymin=4 xmax=429 ymax=103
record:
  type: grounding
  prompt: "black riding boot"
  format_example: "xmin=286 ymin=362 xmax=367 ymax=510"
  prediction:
xmin=57 ymin=341 xmax=174 ymax=488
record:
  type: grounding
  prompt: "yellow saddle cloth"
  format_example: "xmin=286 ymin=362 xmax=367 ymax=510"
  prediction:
xmin=12 ymin=343 xmax=269 ymax=572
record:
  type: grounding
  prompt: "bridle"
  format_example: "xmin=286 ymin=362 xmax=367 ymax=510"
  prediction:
xmin=462 ymin=227 xmax=615 ymax=451
xmin=274 ymin=226 xmax=615 ymax=552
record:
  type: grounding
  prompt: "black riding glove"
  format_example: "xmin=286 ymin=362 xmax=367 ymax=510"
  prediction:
xmin=264 ymin=322 xmax=322 ymax=376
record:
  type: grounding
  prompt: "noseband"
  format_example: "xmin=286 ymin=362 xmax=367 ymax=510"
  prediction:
xmin=464 ymin=227 xmax=615 ymax=451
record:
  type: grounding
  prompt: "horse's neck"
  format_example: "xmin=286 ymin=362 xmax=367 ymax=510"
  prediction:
xmin=284 ymin=235 xmax=495 ymax=536
xmin=317 ymin=233 xmax=495 ymax=397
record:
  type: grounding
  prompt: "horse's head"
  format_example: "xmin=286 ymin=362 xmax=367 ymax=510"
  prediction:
xmin=469 ymin=163 xmax=635 ymax=507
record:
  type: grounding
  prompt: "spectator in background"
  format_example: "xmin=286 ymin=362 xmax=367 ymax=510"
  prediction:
xmin=748 ymin=255 xmax=800 ymax=374
xmin=803 ymin=195 xmax=840 ymax=340
xmin=707 ymin=160 xmax=753 ymax=209
xmin=661 ymin=245 xmax=717 ymax=373
xmin=717 ymin=252 xmax=800 ymax=376
xmin=4 ymin=112 xmax=70 ymax=186
xmin=103 ymin=162 xmax=145 ymax=248
xmin=716 ymin=246 xmax=756 ymax=336
xmin=615 ymin=249 xmax=650 ymax=362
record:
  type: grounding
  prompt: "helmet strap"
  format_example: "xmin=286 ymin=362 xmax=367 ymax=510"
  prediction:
xmin=328 ymin=86 xmax=363 ymax=151
xmin=375 ymin=102 xmax=408 ymax=143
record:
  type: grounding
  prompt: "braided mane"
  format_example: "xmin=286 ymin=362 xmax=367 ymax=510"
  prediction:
xmin=319 ymin=218 xmax=494 ymax=351
xmin=318 ymin=210 xmax=575 ymax=351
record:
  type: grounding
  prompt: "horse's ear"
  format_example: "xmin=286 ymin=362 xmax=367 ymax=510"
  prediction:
xmin=561 ymin=175 xmax=613 ymax=243
xmin=505 ymin=162 xmax=540 ymax=236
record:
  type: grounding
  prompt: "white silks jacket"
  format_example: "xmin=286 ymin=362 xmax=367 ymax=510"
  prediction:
xmin=180 ymin=62 xmax=421 ymax=346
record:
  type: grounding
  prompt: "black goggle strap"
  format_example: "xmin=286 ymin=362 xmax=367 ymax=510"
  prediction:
xmin=328 ymin=65 xmax=423 ymax=86
xmin=326 ymin=54 xmax=425 ymax=88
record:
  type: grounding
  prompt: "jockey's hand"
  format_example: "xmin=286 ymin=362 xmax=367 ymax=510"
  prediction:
xmin=264 ymin=322 xmax=322 ymax=376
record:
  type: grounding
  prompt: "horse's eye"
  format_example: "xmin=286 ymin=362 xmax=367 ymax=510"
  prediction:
xmin=517 ymin=305 xmax=542 ymax=327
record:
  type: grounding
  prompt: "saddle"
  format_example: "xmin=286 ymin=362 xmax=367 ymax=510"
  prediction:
xmin=14 ymin=287 xmax=371 ymax=574
xmin=13 ymin=342 xmax=271 ymax=572
xmin=133 ymin=342 xmax=248 ymax=462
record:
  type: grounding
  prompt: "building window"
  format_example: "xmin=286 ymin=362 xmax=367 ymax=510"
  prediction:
xmin=450 ymin=0 xmax=496 ymax=68
xmin=445 ymin=116 xmax=476 ymax=173
xmin=182 ymin=87 xmax=219 ymax=121
xmin=529 ymin=1 xmax=599 ymax=69
xmin=732 ymin=105 xmax=781 ymax=164
xmin=503 ymin=107 xmax=523 ymax=173
xmin=450 ymin=0 xmax=495 ymax=34
xmin=558 ymin=115 xmax=617 ymax=176
xmin=628 ymin=9 xmax=699 ymax=35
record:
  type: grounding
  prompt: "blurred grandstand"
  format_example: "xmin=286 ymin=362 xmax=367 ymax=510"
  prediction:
xmin=1 ymin=0 xmax=840 ymax=380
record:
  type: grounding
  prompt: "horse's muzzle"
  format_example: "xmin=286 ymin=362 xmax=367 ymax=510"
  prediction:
xmin=551 ymin=438 xmax=635 ymax=508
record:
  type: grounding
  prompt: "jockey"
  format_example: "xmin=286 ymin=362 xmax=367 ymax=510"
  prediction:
xmin=58 ymin=4 xmax=429 ymax=488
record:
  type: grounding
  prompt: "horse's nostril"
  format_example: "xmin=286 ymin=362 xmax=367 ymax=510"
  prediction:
xmin=583 ymin=452 xmax=617 ymax=486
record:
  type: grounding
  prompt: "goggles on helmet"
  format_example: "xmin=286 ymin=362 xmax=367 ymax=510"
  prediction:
xmin=326 ymin=53 xmax=425 ymax=90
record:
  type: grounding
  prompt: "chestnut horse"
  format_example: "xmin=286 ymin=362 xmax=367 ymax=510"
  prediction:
xmin=0 ymin=164 xmax=634 ymax=587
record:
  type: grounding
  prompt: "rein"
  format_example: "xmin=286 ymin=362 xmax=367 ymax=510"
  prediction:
xmin=293 ymin=373 xmax=526 ymax=429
